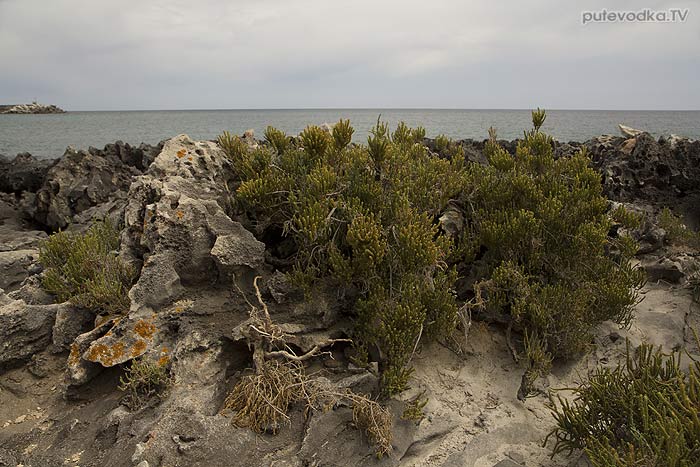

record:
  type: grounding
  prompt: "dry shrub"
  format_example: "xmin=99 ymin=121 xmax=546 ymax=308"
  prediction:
xmin=223 ymin=277 xmax=393 ymax=457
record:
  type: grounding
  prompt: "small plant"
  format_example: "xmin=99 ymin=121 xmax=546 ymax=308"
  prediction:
xmin=547 ymin=339 xmax=700 ymax=466
xmin=401 ymin=391 xmax=428 ymax=422
xmin=217 ymin=130 xmax=248 ymax=160
xmin=264 ymin=126 xmax=290 ymax=154
xmin=40 ymin=220 xmax=134 ymax=315
xmin=658 ymin=207 xmax=700 ymax=247
xmin=118 ymin=357 xmax=171 ymax=410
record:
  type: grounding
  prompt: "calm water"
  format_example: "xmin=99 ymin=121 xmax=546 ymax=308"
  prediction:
xmin=0 ymin=109 xmax=698 ymax=159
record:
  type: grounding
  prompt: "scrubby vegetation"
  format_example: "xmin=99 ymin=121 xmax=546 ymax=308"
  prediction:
xmin=39 ymin=220 xmax=134 ymax=314
xmin=659 ymin=207 xmax=700 ymax=247
xmin=457 ymin=110 xmax=645 ymax=397
xmin=219 ymin=110 xmax=644 ymax=398
xmin=220 ymin=120 xmax=464 ymax=394
xmin=547 ymin=340 xmax=700 ymax=466
xmin=118 ymin=357 xmax=171 ymax=410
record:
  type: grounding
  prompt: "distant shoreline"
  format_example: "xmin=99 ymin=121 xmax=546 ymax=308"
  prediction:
xmin=0 ymin=103 xmax=65 ymax=114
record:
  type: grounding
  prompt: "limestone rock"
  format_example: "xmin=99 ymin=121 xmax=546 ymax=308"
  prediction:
xmin=0 ymin=152 xmax=55 ymax=193
xmin=618 ymin=124 xmax=645 ymax=137
xmin=52 ymin=305 xmax=94 ymax=351
xmin=32 ymin=146 xmax=141 ymax=230
xmin=0 ymin=249 xmax=39 ymax=292
xmin=0 ymin=295 xmax=63 ymax=368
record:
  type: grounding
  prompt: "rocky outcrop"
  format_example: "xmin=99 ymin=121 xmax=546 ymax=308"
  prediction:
xmin=0 ymin=153 xmax=55 ymax=193
xmin=0 ymin=294 xmax=68 ymax=369
xmin=29 ymin=146 xmax=140 ymax=230
xmin=0 ymin=103 xmax=65 ymax=114
xmin=586 ymin=133 xmax=700 ymax=226
xmin=0 ymin=130 xmax=699 ymax=467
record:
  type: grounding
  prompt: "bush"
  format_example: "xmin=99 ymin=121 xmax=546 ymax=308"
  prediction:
xmin=118 ymin=357 xmax=171 ymax=410
xmin=547 ymin=341 xmax=700 ymax=466
xmin=220 ymin=120 xmax=464 ymax=394
xmin=39 ymin=220 xmax=134 ymax=315
xmin=457 ymin=110 xmax=645 ymax=397
xmin=658 ymin=207 xmax=700 ymax=247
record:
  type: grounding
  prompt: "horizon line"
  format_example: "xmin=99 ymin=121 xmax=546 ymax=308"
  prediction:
xmin=12 ymin=107 xmax=700 ymax=113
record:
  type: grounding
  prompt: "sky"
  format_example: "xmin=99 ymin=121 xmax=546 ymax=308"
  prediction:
xmin=0 ymin=0 xmax=698 ymax=111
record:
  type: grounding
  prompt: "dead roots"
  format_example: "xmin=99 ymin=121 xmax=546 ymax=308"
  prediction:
xmin=224 ymin=276 xmax=393 ymax=457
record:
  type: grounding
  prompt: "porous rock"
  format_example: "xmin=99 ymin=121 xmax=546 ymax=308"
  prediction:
xmin=0 ymin=294 xmax=64 ymax=368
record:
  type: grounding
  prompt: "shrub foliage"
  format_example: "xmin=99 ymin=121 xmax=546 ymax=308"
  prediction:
xmin=457 ymin=110 xmax=645 ymax=396
xmin=220 ymin=111 xmax=644 ymax=395
xmin=221 ymin=121 xmax=464 ymax=394
xmin=39 ymin=220 xmax=134 ymax=314
xmin=118 ymin=357 xmax=171 ymax=410
xmin=547 ymin=341 xmax=700 ymax=466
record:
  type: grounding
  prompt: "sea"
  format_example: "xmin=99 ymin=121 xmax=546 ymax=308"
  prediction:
xmin=1 ymin=109 xmax=698 ymax=160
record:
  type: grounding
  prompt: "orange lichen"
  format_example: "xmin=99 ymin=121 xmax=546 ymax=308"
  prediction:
xmin=134 ymin=319 xmax=156 ymax=339
xmin=187 ymin=156 xmax=193 ymax=161
xmin=158 ymin=354 xmax=170 ymax=367
xmin=175 ymin=210 xmax=184 ymax=220
xmin=131 ymin=339 xmax=148 ymax=357
xmin=68 ymin=343 xmax=81 ymax=366
xmin=177 ymin=149 xmax=186 ymax=159
xmin=86 ymin=341 xmax=126 ymax=366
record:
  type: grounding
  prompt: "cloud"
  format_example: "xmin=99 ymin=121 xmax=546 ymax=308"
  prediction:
xmin=0 ymin=0 xmax=697 ymax=109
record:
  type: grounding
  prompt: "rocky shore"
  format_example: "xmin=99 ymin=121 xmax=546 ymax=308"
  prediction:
xmin=0 ymin=102 xmax=66 ymax=114
xmin=0 ymin=128 xmax=698 ymax=467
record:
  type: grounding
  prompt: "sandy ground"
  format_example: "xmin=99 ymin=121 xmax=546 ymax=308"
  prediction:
xmin=1 ymin=281 xmax=696 ymax=466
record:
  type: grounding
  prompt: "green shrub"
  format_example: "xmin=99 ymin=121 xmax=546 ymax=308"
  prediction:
xmin=457 ymin=110 xmax=645 ymax=397
xmin=547 ymin=341 xmax=700 ymax=466
xmin=118 ymin=357 xmax=171 ymax=409
xmin=39 ymin=220 xmax=134 ymax=315
xmin=220 ymin=120 xmax=465 ymax=394
xmin=264 ymin=126 xmax=290 ymax=154
xmin=659 ymin=207 xmax=700 ymax=247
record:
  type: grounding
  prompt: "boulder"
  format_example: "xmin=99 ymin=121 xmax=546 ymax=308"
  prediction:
xmin=618 ymin=124 xmax=646 ymax=137
xmin=0 ymin=295 xmax=65 ymax=369
xmin=0 ymin=152 xmax=55 ymax=193
xmin=31 ymin=146 xmax=141 ymax=230
xmin=122 ymin=134 xmax=251 ymax=312
xmin=52 ymin=305 xmax=94 ymax=351
xmin=0 ymin=249 xmax=39 ymax=292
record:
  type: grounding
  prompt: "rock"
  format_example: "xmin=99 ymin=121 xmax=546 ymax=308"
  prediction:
xmin=52 ymin=306 xmax=94 ymax=351
xmin=210 ymin=224 xmax=265 ymax=278
xmin=122 ymin=134 xmax=249 ymax=312
xmin=298 ymin=400 xmax=414 ymax=466
xmin=643 ymin=257 xmax=685 ymax=283
xmin=618 ymin=124 xmax=645 ymax=137
xmin=0 ymin=102 xmax=65 ymax=114
xmin=0 ymin=249 xmax=39 ymax=291
xmin=588 ymin=133 xmax=700 ymax=221
xmin=0 ymin=152 xmax=55 ymax=193
xmin=65 ymin=319 xmax=114 ymax=388
xmin=90 ymin=140 xmax=163 ymax=172
xmin=0 ymin=195 xmax=47 ymax=251
xmin=620 ymin=137 xmax=636 ymax=155
xmin=439 ymin=205 xmax=464 ymax=238
xmin=128 ymin=252 xmax=184 ymax=311
xmin=492 ymin=460 xmax=525 ymax=467
xmin=7 ymin=275 xmax=54 ymax=305
xmin=31 ymin=145 xmax=141 ymax=230
xmin=0 ymin=295 xmax=62 ymax=369
xmin=242 ymin=129 xmax=258 ymax=149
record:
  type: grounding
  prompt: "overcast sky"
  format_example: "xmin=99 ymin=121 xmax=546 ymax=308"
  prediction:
xmin=0 ymin=0 xmax=698 ymax=110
